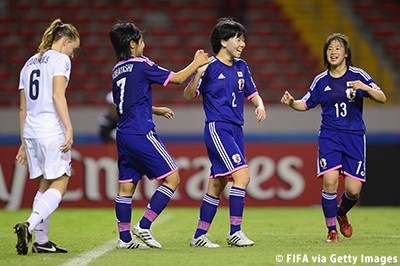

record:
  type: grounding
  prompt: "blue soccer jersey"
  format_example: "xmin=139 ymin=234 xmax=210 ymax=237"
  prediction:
xmin=111 ymin=56 xmax=172 ymax=135
xmin=302 ymin=66 xmax=381 ymax=135
xmin=196 ymin=56 xmax=258 ymax=125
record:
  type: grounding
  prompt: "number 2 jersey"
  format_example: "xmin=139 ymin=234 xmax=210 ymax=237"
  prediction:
xmin=18 ymin=50 xmax=72 ymax=139
xmin=194 ymin=56 xmax=259 ymax=125
xmin=301 ymin=66 xmax=382 ymax=135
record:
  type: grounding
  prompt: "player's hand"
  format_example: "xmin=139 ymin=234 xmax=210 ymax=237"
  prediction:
xmin=349 ymin=80 xmax=366 ymax=91
xmin=281 ymin=91 xmax=295 ymax=107
xmin=193 ymin=49 xmax=210 ymax=67
xmin=61 ymin=128 xmax=73 ymax=153
xmin=159 ymin=107 xmax=175 ymax=119
xmin=15 ymin=144 xmax=27 ymax=166
xmin=255 ymin=107 xmax=266 ymax=122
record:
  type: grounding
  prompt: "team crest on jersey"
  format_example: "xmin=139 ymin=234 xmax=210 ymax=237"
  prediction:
xmin=238 ymin=79 xmax=244 ymax=91
xmin=345 ymin=88 xmax=356 ymax=101
xmin=319 ymin=158 xmax=327 ymax=169
xmin=237 ymin=71 xmax=243 ymax=77
xmin=232 ymin=154 xmax=242 ymax=164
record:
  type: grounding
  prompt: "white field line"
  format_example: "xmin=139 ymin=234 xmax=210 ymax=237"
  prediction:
xmin=60 ymin=214 xmax=173 ymax=266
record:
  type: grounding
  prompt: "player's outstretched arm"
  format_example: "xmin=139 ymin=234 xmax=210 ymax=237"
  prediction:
xmin=281 ymin=91 xmax=307 ymax=111
xmin=169 ymin=50 xmax=210 ymax=85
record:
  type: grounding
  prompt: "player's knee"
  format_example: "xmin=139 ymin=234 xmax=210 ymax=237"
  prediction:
xmin=345 ymin=189 xmax=360 ymax=199
xmin=323 ymin=183 xmax=338 ymax=194
xmin=163 ymin=173 xmax=180 ymax=191
xmin=233 ymin=175 xmax=250 ymax=189
xmin=118 ymin=183 xmax=136 ymax=196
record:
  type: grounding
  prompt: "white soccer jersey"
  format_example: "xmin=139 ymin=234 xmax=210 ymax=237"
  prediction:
xmin=19 ymin=50 xmax=71 ymax=139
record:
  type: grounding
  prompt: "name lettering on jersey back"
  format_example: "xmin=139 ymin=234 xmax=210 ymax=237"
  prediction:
xmin=112 ymin=64 xmax=133 ymax=79
xmin=26 ymin=56 xmax=49 ymax=67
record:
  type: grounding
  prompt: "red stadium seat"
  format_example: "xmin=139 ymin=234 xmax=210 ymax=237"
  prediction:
xmin=1 ymin=0 xmax=323 ymax=106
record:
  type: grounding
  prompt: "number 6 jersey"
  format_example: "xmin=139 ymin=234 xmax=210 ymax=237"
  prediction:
xmin=18 ymin=50 xmax=72 ymax=138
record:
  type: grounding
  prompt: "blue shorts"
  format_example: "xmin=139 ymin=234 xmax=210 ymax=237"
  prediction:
xmin=204 ymin=122 xmax=248 ymax=178
xmin=116 ymin=129 xmax=177 ymax=183
xmin=317 ymin=129 xmax=366 ymax=182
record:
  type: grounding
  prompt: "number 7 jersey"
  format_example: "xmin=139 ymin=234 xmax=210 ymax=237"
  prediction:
xmin=18 ymin=50 xmax=72 ymax=139
xmin=301 ymin=66 xmax=382 ymax=134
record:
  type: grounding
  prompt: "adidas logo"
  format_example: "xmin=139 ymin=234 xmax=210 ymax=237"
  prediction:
xmin=218 ymin=73 xmax=225 ymax=79
xmin=324 ymin=86 xmax=331 ymax=92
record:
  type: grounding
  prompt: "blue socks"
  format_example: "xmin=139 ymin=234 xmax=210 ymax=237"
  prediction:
xmin=140 ymin=185 xmax=174 ymax=229
xmin=337 ymin=191 xmax=359 ymax=217
xmin=115 ymin=195 xmax=132 ymax=242
xmin=229 ymin=186 xmax=246 ymax=235
xmin=194 ymin=193 xmax=220 ymax=238
xmin=322 ymin=191 xmax=337 ymax=233
xmin=193 ymin=186 xmax=247 ymax=238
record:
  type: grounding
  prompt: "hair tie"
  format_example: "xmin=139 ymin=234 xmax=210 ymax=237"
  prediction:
xmin=59 ymin=22 xmax=65 ymax=27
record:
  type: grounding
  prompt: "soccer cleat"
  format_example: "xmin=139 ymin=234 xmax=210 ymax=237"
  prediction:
xmin=14 ymin=222 xmax=32 ymax=255
xmin=32 ymin=241 xmax=68 ymax=253
xmin=226 ymin=230 xmax=254 ymax=247
xmin=132 ymin=222 xmax=162 ymax=249
xmin=190 ymin=235 xmax=220 ymax=248
xmin=117 ymin=238 xmax=150 ymax=249
xmin=337 ymin=215 xmax=353 ymax=238
xmin=326 ymin=230 xmax=338 ymax=243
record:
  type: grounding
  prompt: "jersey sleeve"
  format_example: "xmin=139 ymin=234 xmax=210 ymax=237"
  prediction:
xmin=302 ymin=77 xmax=321 ymax=110
xmin=18 ymin=64 xmax=26 ymax=91
xmin=143 ymin=61 xmax=172 ymax=86
xmin=362 ymin=71 xmax=380 ymax=98
xmin=197 ymin=68 xmax=209 ymax=94
xmin=53 ymin=54 xmax=71 ymax=81
xmin=243 ymin=61 xmax=258 ymax=100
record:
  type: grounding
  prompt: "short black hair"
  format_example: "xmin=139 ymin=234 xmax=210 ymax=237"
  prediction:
xmin=109 ymin=21 xmax=143 ymax=61
xmin=210 ymin=18 xmax=247 ymax=54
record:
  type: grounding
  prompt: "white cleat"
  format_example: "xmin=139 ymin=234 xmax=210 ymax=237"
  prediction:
xmin=117 ymin=238 xmax=149 ymax=249
xmin=190 ymin=235 xmax=220 ymax=248
xmin=226 ymin=230 xmax=254 ymax=247
xmin=132 ymin=222 xmax=162 ymax=249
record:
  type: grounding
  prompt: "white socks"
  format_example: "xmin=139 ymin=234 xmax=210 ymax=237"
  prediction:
xmin=28 ymin=188 xmax=62 ymax=235
xmin=32 ymin=191 xmax=51 ymax=244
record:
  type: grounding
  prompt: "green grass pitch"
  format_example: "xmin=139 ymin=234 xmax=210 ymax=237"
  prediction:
xmin=1 ymin=207 xmax=399 ymax=266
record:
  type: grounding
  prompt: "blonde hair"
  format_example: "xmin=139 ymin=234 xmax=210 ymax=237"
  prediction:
xmin=38 ymin=19 xmax=80 ymax=61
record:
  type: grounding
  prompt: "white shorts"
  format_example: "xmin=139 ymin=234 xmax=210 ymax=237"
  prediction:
xmin=25 ymin=134 xmax=71 ymax=180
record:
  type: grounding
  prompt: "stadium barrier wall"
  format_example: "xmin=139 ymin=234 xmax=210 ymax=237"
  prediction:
xmin=1 ymin=142 xmax=330 ymax=210
xmin=360 ymin=143 xmax=400 ymax=206
xmin=1 ymin=142 xmax=397 ymax=210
